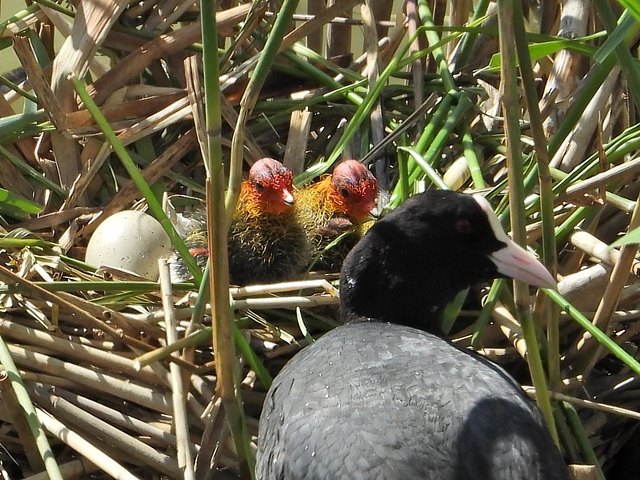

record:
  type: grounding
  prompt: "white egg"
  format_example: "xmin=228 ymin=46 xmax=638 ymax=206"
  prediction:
xmin=85 ymin=210 xmax=172 ymax=280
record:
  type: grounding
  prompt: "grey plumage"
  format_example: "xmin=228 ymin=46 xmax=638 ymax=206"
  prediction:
xmin=258 ymin=323 xmax=567 ymax=480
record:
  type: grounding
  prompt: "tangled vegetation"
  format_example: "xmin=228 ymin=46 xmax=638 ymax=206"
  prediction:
xmin=0 ymin=0 xmax=639 ymax=478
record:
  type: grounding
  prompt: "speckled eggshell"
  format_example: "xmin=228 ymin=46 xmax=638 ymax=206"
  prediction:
xmin=85 ymin=210 xmax=172 ymax=280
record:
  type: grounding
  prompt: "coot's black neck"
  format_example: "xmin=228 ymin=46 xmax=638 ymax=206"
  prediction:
xmin=338 ymin=190 xmax=517 ymax=333
xmin=339 ymin=218 xmax=499 ymax=334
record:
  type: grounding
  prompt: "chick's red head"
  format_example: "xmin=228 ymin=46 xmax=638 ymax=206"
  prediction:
xmin=331 ymin=160 xmax=378 ymax=222
xmin=248 ymin=158 xmax=295 ymax=214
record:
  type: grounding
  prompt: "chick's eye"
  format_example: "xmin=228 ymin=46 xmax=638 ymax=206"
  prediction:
xmin=254 ymin=182 xmax=265 ymax=192
xmin=340 ymin=187 xmax=351 ymax=198
xmin=455 ymin=218 xmax=472 ymax=235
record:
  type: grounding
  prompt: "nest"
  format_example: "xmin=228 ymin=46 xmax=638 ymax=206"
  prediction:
xmin=0 ymin=1 xmax=639 ymax=479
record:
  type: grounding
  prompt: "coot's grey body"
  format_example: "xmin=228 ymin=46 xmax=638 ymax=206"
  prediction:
xmin=257 ymin=191 xmax=568 ymax=480
xmin=259 ymin=323 xmax=565 ymax=480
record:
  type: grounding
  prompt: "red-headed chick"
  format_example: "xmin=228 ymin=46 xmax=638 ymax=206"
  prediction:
xmin=170 ymin=158 xmax=310 ymax=284
xmin=295 ymin=159 xmax=378 ymax=271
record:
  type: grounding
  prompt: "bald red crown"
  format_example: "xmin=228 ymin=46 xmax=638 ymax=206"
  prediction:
xmin=247 ymin=158 xmax=294 ymax=214
xmin=331 ymin=160 xmax=378 ymax=222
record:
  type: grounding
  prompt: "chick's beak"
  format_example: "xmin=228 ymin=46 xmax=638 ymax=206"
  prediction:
xmin=282 ymin=189 xmax=294 ymax=206
xmin=489 ymin=238 xmax=556 ymax=289
xmin=347 ymin=204 xmax=373 ymax=223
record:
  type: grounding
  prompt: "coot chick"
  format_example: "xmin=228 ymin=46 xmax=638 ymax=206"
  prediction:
xmin=170 ymin=158 xmax=310 ymax=284
xmin=257 ymin=190 xmax=568 ymax=480
xmin=295 ymin=160 xmax=378 ymax=271
xmin=228 ymin=158 xmax=310 ymax=284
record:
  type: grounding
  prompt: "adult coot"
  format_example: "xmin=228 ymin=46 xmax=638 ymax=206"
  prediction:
xmin=257 ymin=190 xmax=568 ymax=480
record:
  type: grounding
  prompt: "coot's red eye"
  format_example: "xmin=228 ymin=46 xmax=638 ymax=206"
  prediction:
xmin=455 ymin=218 xmax=472 ymax=234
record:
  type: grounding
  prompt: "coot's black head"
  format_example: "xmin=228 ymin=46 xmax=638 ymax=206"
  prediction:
xmin=339 ymin=190 xmax=555 ymax=332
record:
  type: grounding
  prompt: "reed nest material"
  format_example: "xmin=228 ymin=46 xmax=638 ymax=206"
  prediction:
xmin=0 ymin=1 xmax=639 ymax=479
